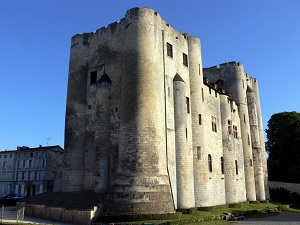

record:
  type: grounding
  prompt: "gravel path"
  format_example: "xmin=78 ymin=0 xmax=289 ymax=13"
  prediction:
xmin=237 ymin=212 xmax=300 ymax=225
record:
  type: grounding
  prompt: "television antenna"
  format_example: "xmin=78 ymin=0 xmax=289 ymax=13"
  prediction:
xmin=45 ymin=137 xmax=51 ymax=146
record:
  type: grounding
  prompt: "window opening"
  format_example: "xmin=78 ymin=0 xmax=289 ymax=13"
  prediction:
xmin=208 ymin=154 xmax=212 ymax=172
xmin=197 ymin=147 xmax=201 ymax=160
xmin=212 ymin=116 xmax=217 ymax=133
xmin=90 ymin=71 xmax=97 ymax=85
xmin=183 ymin=53 xmax=188 ymax=67
xmin=167 ymin=43 xmax=173 ymax=58
xmin=199 ymin=114 xmax=202 ymax=125
xmin=233 ymin=125 xmax=238 ymax=138
xmin=228 ymin=120 xmax=232 ymax=134
xmin=186 ymin=97 xmax=190 ymax=113
xmin=221 ymin=157 xmax=224 ymax=174
xmin=235 ymin=160 xmax=239 ymax=175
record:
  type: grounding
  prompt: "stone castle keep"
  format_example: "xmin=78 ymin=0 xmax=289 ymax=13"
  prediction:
xmin=61 ymin=7 xmax=269 ymax=215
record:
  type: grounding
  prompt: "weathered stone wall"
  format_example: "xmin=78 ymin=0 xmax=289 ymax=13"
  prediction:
xmin=22 ymin=203 xmax=95 ymax=225
xmin=62 ymin=7 xmax=268 ymax=217
xmin=269 ymin=181 xmax=300 ymax=195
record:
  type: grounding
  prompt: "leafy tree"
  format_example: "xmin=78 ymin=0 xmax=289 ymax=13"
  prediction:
xmin=266 ymin=111 xmax=300 ymax=183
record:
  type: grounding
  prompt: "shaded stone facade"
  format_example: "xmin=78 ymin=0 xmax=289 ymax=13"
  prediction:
xmin=61 ymin=7 xmax=269 ymax=215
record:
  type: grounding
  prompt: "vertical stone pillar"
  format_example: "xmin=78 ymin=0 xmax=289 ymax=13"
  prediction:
xmin=173 ymin=75 xmax=195 ymax=209
xmin=187 ymin=36 xmax=204 ymax=207
xmin=247 ymin=90 xmax=266 ymax=201
xmin=94 ymin=75 xmax=112 ymax=192
xmin=220 ymin=95 xmax=238 ymax=203
xmin=253 ymin=80 xmax=270 ymax=199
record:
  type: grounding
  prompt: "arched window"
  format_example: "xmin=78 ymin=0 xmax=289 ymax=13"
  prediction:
xmin=208 ymin=154 xmax=212 ymax=172
xmin=221 ymin=157 xmax=224 ymax=174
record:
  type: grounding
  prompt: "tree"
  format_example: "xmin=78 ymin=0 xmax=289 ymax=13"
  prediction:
xmin=266 ymin=111 xmax=300 ymax=183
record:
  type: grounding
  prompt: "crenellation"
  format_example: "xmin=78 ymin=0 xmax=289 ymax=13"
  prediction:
xmin=61 ymin=7 xmax=269 ymax=219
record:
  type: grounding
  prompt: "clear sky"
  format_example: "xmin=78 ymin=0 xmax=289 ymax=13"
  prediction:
xmin=0 ymin=0 xmax=299 ymax=150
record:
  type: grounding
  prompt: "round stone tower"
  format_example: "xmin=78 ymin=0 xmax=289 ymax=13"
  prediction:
xmin=219 ymin=62 xmax=257 ymax=201
xmin=187 ymin=36 xmax=205 ymax=207
xmin=103 ymin=7 xmax=175 ymax=215
xmin=62 ymin=34 xmax=90 ymax=192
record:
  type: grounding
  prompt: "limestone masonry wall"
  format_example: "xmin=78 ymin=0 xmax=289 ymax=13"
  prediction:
xmin=60 ymin=7 xmax=269 ymax=217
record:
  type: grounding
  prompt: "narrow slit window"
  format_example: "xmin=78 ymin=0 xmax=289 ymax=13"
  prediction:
xmin=167 ymin=43 xmax=173 ymax=58
xmin=198 ymin=114 xmax=202 ymax=125
xmin=235 ymin=160 xmax=238 ymax=175
xmin=90 ymin=71 xmax=97 ymax=85
xmin=202 ymin=88 xmax=204 ymax=101
xmin=212 ymin=116 xmax=217 ymax=133
xmin=228 ymin=120 xmax=232 ymax=134
xmin=233 ymin=125 xmax=238 ymax=138
xmin=186 ymin=97 xmax=190 ymax=113
xmin=183 ymin=53 xmax=188 ymax=67
xmin=208 ymin=154 xmax=212 ymax=172
xmin=197 ymin=146 xmax=201 ymax=160
xmin=221 ymin=157 xmax=224 ymax=174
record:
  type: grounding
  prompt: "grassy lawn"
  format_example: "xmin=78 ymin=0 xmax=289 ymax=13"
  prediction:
xmin=122 ymin=202 xmax=300 ymax=225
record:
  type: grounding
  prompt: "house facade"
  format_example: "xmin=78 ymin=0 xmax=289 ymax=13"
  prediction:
xmin=0 ymin=145 xmax=63 ymax=197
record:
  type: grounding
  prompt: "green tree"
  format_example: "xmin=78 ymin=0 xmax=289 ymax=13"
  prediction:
xmin=266 ymin=111 xmax=300 ymax=183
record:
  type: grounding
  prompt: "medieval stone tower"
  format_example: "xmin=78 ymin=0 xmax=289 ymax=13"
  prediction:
xmin=62 ymin=7 xmax=269 ymax=216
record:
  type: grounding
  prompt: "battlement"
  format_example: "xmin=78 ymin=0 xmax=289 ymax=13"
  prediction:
xmin=70 ymin=7 xmax=193 ymax=49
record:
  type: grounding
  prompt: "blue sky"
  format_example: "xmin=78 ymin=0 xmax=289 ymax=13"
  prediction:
xmin=0 ymin=0 xmax=299 ymax=150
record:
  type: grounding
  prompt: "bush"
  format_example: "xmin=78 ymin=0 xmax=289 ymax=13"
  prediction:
xmin=270 ymin=187 xmax=300 ymax=204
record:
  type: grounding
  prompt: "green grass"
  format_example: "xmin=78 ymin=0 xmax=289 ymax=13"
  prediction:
xmin=118 ymin=202 xmax=300 ymax=225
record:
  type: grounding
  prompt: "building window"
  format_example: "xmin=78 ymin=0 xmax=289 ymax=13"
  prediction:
xmin=250 ymin=159 xmax=253 ymax=167
xmin=197 ymin=146 xmax=201 ymax=160
xmin=221 ymin=157 xmax=224 ymax=174
xmin=166 ymin=43 xmax=173 ymax=58
xmin=208 ymin=154 xmax=212 ymax=172
xmin=228 ymin=120 xmax=232 ymax=134
xmin=90 ymin=71 xmax=97 ymax=85
xmin=35 ymin=172 xmax=39 ymax=180
xmin=30 ymin=152 xmax=33 ymax=157
xmin=233 ymin=125 xmax=238 ymax=138
xmin=198 ymin=114 xmax=202 ymax=125
xmin=244 ymin=114 xmax=246 ymax=123
xmin=36 ymin=152 xmax=39 ymax=157
xmin=248 ymin=134 xmax=250 ymax=145
xmin=202 ymin=88 xmax=204 ymax=101
xmin=215 ymin=91 xmax=218 ymax=98
xmin=186 ymin=128 xmax=188 ymax=139
xmin=209 ymin=88 xmax=211 ymax=94
xmin=29 ymin=160 xmax=33 ymax=168
xmin=186 ymin=97 xmax=190 ymax=113
xmin=42 ymin=159 xmax=46 ymax=168
xmin=183 ymin=53 xmax=188 ymax=67
xmin=2 ymin=161 xmax=6 ymax=170
xmin=212 ymin=116 xmax=217 ymax=133
xmin=4 ymin=155 xmax=7 ymax=158
xmin=235 ymin=160 xmax=238 ymax=175
xmin=9 ymin=154 xmax=12 ymax=158
xmin=199 ymin=64 xmax=201 ymax=75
